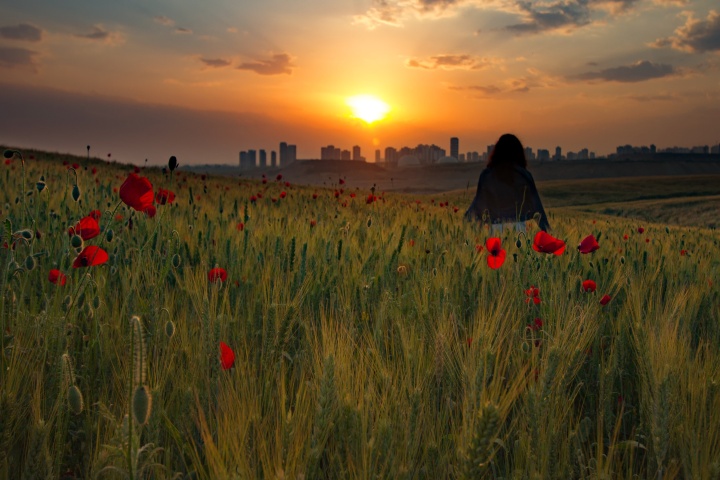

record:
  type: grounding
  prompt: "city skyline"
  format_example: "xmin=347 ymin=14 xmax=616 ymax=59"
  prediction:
xmin=0 ymin=1 xmax=719 ymax=165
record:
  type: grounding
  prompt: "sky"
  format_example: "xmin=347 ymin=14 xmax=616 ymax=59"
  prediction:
xmin=0 ymin=0 xmax=719 ymax=165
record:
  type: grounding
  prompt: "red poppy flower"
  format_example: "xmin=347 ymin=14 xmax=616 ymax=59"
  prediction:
xmin=486 ymin=237 xmax=506 ymax=269
xmin=72 ymin=246 xmax=109 ymax=268
xmin=72 ymin=163 xmax=80 ymax=170
xmin=220 ymin=341 xmax=235 ymax=370
xmin=533 ymin=231 xmax=566 ymax=255
xmin=578 ymin=235 xmax=599 ymax=254
xmin=276 ymin=174 xmax=282 ymax=181
xmin=4 ymin=159 xmax=11 ymax=166
xmin=250 ymin=195 xmax=257 ymax=203
xmin=680 ymin=249 xmax=687 ymax=256
xmin=475 ymin=244 xmax=484 ymax=253
xmin=262 ymin=178 xmax=267 ymax=184
xmin=48 ymin=269 xmax=67 ymax=286
xmin=92 ymin=167 xmax=98 ymax=175
xmin=144 ymin=205 xmax=157 ymax=218
xmin=115 ymin=214 xmax=124 ymax=222
xmin=68 ymin=216 xmax=100 ymax=240
xmin=312 ymin=193 xmax=318 ymax=199
xmin=623 ymin=234 xmax=629 ymax=240
xmin=525 ymin=286 xmax=541 ymax=304
xmin=350 ymin=193 xmax=356 ymax=198
xmin=408 ymin=240 xmax=415 ymax=247
xmin=339 ymin=178 xmax=345 ymax=185
xmin=236 ymin=222 xmax=244 ymax=231
xmin=582 ymin=280 xmax=597 ymax=292
xmin=280 ymin=191 xmax=287 ymax=199
xmin=133 ymin=166 xmax=140 ymax=174
xmin=88 ymin=209 xmax=102 ymax=221
xmin=466 ymin=337 xmax=473 ymax=347
xmin=310 ymin=219 xmax=317 ymax=228
xmin=119 ymin=173 xmax=154 ymax=212
xmin=208 ymin=267 xmax=228 ymax=283
xmin=285 ymin=181 xmax=290 ymax=187
xmin=637 ymin=227 xmax=645 ymax=233
xmin=600 ymin=294 xmax=611 ymax=306
xmin=527 ymin=317 xmax=543 ymax=331
xmin=155 ymin=188 xmax=176 ymax=205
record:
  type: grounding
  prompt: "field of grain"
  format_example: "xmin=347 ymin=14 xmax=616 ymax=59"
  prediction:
xmin=1 ymin=148 xmax=719 ymax=479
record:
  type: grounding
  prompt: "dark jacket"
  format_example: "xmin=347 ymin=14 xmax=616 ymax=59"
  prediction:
xmin=464 ymin=164 xmax=550 ymax=231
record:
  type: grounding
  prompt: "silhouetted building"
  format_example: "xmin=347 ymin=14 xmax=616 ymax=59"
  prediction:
xmin=271 ymin=151 xmax=277 ymax=167
xmin=554 ymin=146 xmax=562 ymax=161
xmin=287 ymin=145 xmax=296 ymax=163
xmin=450 ymin=137 xmax=459 ymax=160
xmin=352 ymin=145 xmax=361 ymax=161
xmin=259 ymin=149 xmax=267 ymax=168
xmin=537 ymin=149 xmax=550 ymax=162
xmin=341 ymin=149 xmax=351 ymax=161
xmin=375 ymin=149 xmax=381 ymax=162
xmin=279 ymin=142 xmax=288 ymax=166
xmin=384 ymin=147 xmax=398 ymax=164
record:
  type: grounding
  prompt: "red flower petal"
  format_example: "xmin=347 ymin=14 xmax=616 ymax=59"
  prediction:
xmin=485 ymin=237 xmax=502 ymax=256
xmin=578 ymin=235 xmax=600 ymax=254
xmin=72 ymin=246 xmax=109 ymax=268
xmin=582 ymin=280 xmax=597 ymax=293
xmin=220 ymin=342 xmax=235 ymax=370
xmin=487 ymin=249 xmax=506 ymax=270
xmin=119 ymin=173 xmax=154 ymax=211
xmin=533 ymin=231 xmax=566 ymax=255
xmin=208 ymin=267 xmax=228 ymax=283
xmin=600 ymin=294 xmax=611 ymax=306
xmin=48 ymin=269 xmax=67 ymax=286
xmin=70 ymin=216 xmax=100 ymax=241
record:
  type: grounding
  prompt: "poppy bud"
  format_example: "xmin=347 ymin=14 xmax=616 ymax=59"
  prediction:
xmin=20 ymin=229 xmax=33 ymax=240
xmin=172 ymin=254 xmax=181 ymax=268
xmin=516 ymin=239 xmax=522 ymax=249
xmin=92 ymin=295 xmax=101 ymax=310
xmin=36 ymin=181 xmax=46 ymax=193
xmin=70 ymin=234 xmax=83 ymax=249
xmin=168 ymin=155 xmax=178 ymax=171
xmin=3 ymin=150 xmax=13 ymax=159
xmin=105 ymin=229 xmax=114 ymax=242
xmin=24 ymin=256 xmax=36 ymax=271
xmin=165 ymin=320 xmax=176 ymax=339
xmin=72 ymin=185 xmax=81 ymax=202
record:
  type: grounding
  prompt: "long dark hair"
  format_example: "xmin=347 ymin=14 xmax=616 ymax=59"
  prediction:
xmin=486 ymin=133 xmax=527 ymax=184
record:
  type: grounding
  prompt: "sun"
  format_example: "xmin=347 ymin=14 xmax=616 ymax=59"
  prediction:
xmin=346 ymin=95 xmax=390 ymax=124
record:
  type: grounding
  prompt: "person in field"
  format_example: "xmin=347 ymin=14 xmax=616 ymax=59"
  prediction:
xmin=465 ymin=133 xmax=550 ymax=232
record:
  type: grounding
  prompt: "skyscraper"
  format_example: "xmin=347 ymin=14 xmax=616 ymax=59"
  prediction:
xmin=279 ymin=142 xmax=288 ymax=166
xmin=287 ymin=144 xmax=296 ymax=164
xmin=271 ymin=151 xmax=277 ymax=167
xmin=352 ymin=145 xmax=361 ymax=161
xmin=450 ymin=137 xmax=459 ymax=160
xmin=259 ymin=149 xmax=267 ymax=168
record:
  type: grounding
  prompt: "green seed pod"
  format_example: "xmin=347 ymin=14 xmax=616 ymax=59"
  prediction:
xmin=36 ymin=181 xmax=46 ymax=193
xmin=92 ymin=295 xmax=101 ymax=310
xmin=70 ymin=234 xmax=83 ymax=249
xmin=72 ymin=184 xmax=81 ymax=202
xmin=665 ymin=226 xmax=670 ymax=234
xmin=105 ymin=228 xmax=114 ymax=242
xmin=68 ymin=385 xmax=84 ymax=415
xmin=24 ymin=256 xmax=36 ymax=271
xmin=620 ymin=256 xmax=625 ymax=265
xmin=20 ymin=229 xmax=33 ymax=240
xmin=172 ymin=254 xmax=181 ymax=268
xmin=516 ymin=239 xmax=522 ymax=249
xmin=165 ymin=320 xmax=175 ymax=339
xmin=132 ymin=385 xmax=153 ymax=426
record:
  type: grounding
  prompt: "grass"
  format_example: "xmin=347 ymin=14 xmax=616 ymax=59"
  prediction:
xmin=1 ymin=148 xmax=719 ymax=479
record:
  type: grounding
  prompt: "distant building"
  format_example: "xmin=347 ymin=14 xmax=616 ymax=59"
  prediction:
xmin=271 ymin=151 xmax=277 ymax=167
xmin=524 ymin=147 xmax=535 ymax=161
xmin=321 ymin=145 xmax=342 ymax=160
xmin=450 ymin=137 xmax=459 ymax=160
xmin=459 ymin=153 xmax=465 ymax=162
xmin=352 ymin=145 xmax=361 ymax=161
xmin=259 ymin=149 xmax=267 ymax=168
xmin=537 ymin=149 xmax=550 ymax=162
xmin=554 ymin=146 xmax=562 ymax=161
xmin=375 ymin=149 xmax=381 ymax=162
xmin=287 ymin=145 xmax=296 ymax=164
xmin=341 ymin=149 xmax=351 ymax=161
xmin=578 ymin=148 xmax=589 ymax=160
xmin=239 ymin=150 xmax=256 ymax=169
xmin=279 ymin=142 xmax=288 ymax=166
xmin=384 ymin=147 xmax=398 ymax=165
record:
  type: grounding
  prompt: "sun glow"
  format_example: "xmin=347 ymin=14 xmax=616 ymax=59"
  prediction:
xmin=346 ymin=95 xmax=390 ymax=124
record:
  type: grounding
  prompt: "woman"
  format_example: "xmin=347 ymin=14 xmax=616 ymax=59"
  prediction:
xmin=465 ymin=133 xmax=550 ymax=232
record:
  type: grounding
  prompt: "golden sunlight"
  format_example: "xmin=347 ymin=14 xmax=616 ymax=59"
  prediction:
xmin=346 ymin=95 xmax=390 ymax=124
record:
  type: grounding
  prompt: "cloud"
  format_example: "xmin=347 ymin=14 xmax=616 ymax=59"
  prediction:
xmin=74 ymin=25 xmax=124 ymax=45
xmin=175 ymin=27 xmax=193 ymax=34
xmin=354 ymin=0 xmax=471 ymax=28
xmin=406 ymin=54 xmax=499 ymax=70
xmin=153 ymin=16 xmax=175 ymax=26
xmin=200 ymin=57 xmax=231 ymax=68
xmin=237 ymin=53 xmax=294 ymax=75
xmin=0 ymin=23 xmax=43 ymax=42
xmin=505 ymin=0 xmax=638 ymax=35
xmin=0 ymin=46 xmax=38 ymax=70
xmin=574 ymin=60 xmax=676 ymax=82
xmin=449 ymin=84 xmax=503 ymax=97
xmin=652 ymin=10 xmax=720 ymax=53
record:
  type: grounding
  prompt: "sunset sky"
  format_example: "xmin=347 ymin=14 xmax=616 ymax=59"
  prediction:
xmin=1 ymin=0 xmax=719 ymax=165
